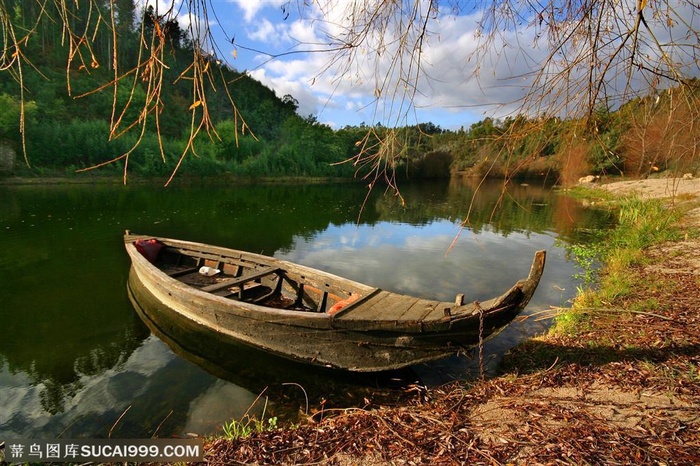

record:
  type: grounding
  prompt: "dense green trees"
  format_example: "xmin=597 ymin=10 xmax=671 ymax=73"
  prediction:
xmin=0 ymin=0 xmax=353 ymax=178
xmin=0 ymin=1 xmax=696 ymax=182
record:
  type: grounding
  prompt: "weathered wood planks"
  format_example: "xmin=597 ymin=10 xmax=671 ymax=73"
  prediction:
xmin=201 ymin=266 xmax=280 ymax=293
xmin=125 ymin=232 xmax=546 ymax=371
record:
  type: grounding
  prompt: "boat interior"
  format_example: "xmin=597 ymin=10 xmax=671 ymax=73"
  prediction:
xmin=148 ymin=242 xmax=359 ymax=314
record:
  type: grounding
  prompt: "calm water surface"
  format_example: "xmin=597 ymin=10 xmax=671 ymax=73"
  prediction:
xmin=0 ymin=178 xmax=612 ymax=439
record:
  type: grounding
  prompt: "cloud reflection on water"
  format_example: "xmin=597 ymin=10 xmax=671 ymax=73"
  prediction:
xmin=276 ymin=220 xmax=572 ymax=305
xmin=0 ymin=336 xmax=258 ymax=438
xmin=276 ymin=218 xmax=578 ymax=385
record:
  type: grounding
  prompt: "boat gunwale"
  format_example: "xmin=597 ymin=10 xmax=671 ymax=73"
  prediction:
xmin=125 ymin=233 xmax=546 ymax=331
xmin=127 ymin=237 xmax=340 ymax=321
xmin=126 ymin=271 xmax=461 ymax=371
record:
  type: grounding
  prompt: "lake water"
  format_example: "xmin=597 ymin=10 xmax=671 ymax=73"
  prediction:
xmin=0 ymin=178 xmax=612 ymax=439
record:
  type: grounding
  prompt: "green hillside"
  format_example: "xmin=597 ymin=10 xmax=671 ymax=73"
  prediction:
xmin=0 ymin=1 xmax=356 ymax=179
xmin=0 ymin=1 xmax=697 ymax=183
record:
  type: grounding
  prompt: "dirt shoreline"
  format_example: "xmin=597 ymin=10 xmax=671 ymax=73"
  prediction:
xmin=203 ymin=177 xmax=700 ymax=465
xmin=597 ymin=176 xmax=700 ymax=200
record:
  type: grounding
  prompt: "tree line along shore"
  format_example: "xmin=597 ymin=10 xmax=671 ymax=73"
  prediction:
xmin=1 ymin=3 xmax=698 ymax=183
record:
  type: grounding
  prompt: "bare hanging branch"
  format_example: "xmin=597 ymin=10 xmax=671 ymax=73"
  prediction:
xmin=0 ymin=0 xmax=697 ymax=184
xmin=300 ymin=0 xmax=698 ymax=188
xmin=0 ymin=0 xmax=254 ymax=182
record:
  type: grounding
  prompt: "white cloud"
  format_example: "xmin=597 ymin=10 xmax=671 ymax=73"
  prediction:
xmin=247 ymin=1 xmax=697 ymax=127
xmin=230 ymin=0 xmax=262 ymax=22
xmin=230 ymin=0 xmax=287 ymax=23
xmin=288 ymin=18 xmax=323 ymax=46
xmin=242 ymin=5 xmax=539 ymax=126
xmin=264 ymin=58 xmax=310 ymax=79
xmin=247 ymin=18 xmax=289 ymax=45
xmin=248 ymin=68 xmax=320 ymax=117
xmin=168 ymin=1 xmax=700 ymax=128
xmin=412 ymin=19 xmax=546 ymax=117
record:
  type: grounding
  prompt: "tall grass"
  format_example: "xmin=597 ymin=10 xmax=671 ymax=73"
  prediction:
xmin=608 ymin=196 xmax=681 ymax=265
xmin=221 ymin=416 xmax=278 ymax=441
xmin=555 ymin=195 xmax=682 ymax=335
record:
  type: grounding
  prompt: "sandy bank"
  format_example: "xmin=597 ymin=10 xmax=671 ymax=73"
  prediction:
xmin=596 ymin=176 xmax=700 ymax=199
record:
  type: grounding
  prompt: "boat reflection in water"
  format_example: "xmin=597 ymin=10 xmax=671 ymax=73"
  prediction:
xmin=126 ymin=234 xmax=544 ymax=427
xmin=127 ymin=273 xmax=426 ymax=424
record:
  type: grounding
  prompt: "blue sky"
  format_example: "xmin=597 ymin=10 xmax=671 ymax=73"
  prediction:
xmin=190 ymin=0 xmax=540 ymax=130
xmin=155 ymin=0 xmax=697 ymax=131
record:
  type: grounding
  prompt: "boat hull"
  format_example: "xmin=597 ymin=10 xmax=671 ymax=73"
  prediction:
xmin=128 ymin=266 xmax=474 ymax=371
xmin=125 ymin=233 xmax=545 ymax=371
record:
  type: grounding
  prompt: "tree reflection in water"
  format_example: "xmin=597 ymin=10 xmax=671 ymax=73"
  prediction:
xmin=0 ymin=179 xmax=613 ymax=437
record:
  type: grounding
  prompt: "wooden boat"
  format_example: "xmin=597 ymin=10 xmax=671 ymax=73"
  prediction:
xmin=124 ymin=231 xmax=546 ymax=372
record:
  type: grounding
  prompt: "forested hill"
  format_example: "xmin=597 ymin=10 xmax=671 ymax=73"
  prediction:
xmin=0 ymin=1 xmax=697 ymax=182
xmin=0 ymin=1 xmax=361 ymax=179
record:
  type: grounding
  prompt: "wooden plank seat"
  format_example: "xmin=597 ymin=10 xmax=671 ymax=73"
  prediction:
xmin=167 ymin=246 xmax=275 ymax=271
xmin=201 ymin=266 xmax=280 ymax=293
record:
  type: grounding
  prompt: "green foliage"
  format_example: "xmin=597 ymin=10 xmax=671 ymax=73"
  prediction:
xmin=0 ymin=93 xmax=37 ymax=141
xmin=587 ymin=106 xmax=624 ymax=174
xmin=221 ymin=413 xmax=278 ymax=441
xmin=214 ymin=121 xmax=261 ymax=162
xmin=565 ymin=240 xmax=604 ymax=287
xmin=25 ymin=120 xmax=122 ymax=168
xmin=553 ymin=306 xmax=593 ymax=336
xmin=565 ymin=196 xmax=680 ymax=283
xmin=1 ymin=0 xmax=696 ymax=181
xmin=439 ymin=86 xmax=698 ymax=181
xmin=409 ymin=151 xmax=453 ymax=178
xmin=557 ymin=196 xmax=680 ymax=326
xmin=234 ymin=115 xmax=356 ymax=177
xmin=556 ymin=195 xmax=682 ymax=336
xmin=0 ymin=0 xmax=335 ymax=178
xmin=609 ymin=197 xmax=681 ymax=255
